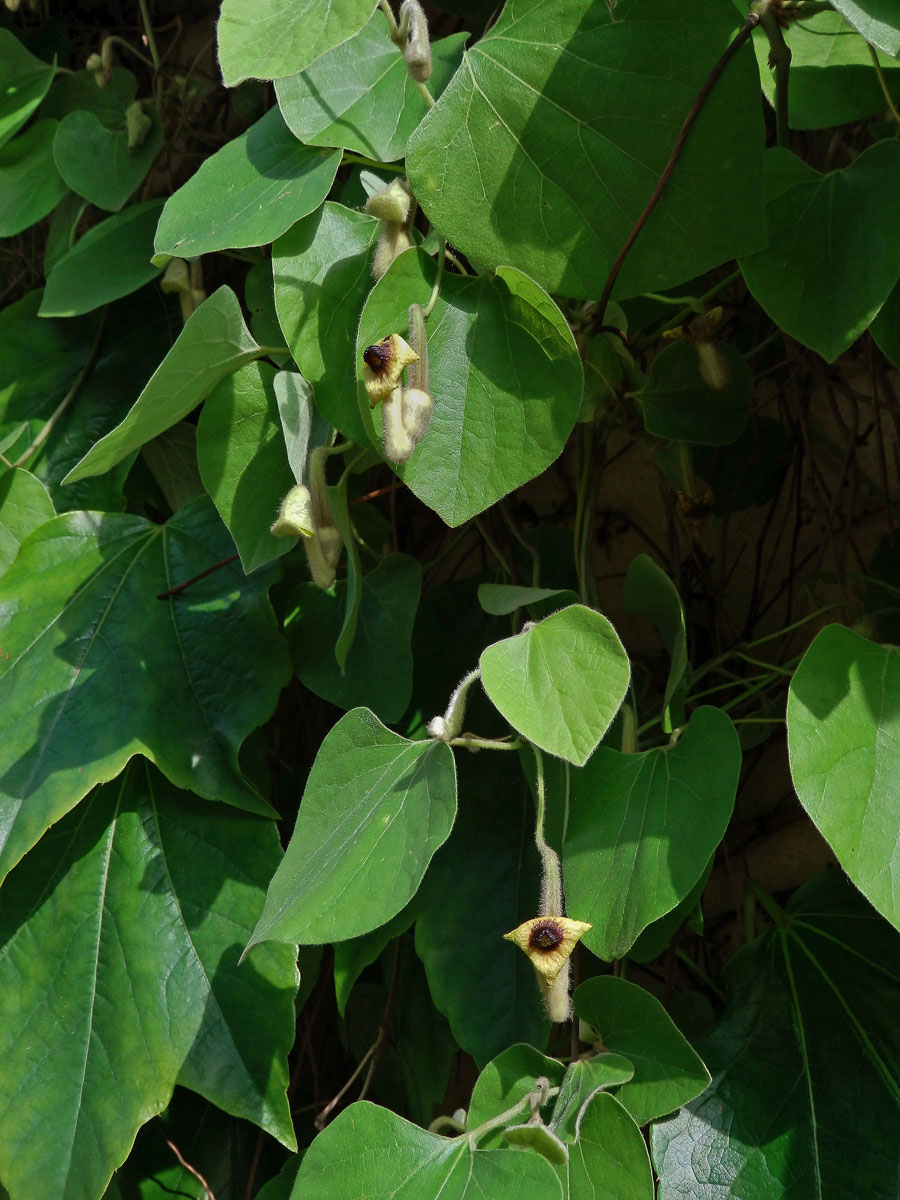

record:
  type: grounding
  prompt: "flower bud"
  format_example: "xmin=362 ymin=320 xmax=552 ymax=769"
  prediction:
xmin=270 ymin=484 xmax=315 ymax=539
xmin=365 ymin=178 xmax=412 ymax=225
xmin=400 ymin=0 xmax=432 ymax=83
xmin=401 ymin=387 xmax=433 ymax=443
xmin=362 ymin=334 xmax=419 ymax=406
xmin=382 ymin=388 xmax=416 ymax=463
xmin=372 ymin=222 xmax=413 ymax=281
xmin=304 ymin=524 xmax=343 ymax=590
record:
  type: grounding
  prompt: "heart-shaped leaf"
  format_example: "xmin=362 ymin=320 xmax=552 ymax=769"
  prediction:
xmin=275 ymin=16 xmax=466 ymax=162
xmin=357 ymin=250 xmax=583 ymax=526
xmin=290 ymin=1100 xmax=564 ymax=1198
xmin=39 ymin=199 xmax=164 ymax=317
xmin=467 ymin=1044 xmax=567 ymax=1147
xmin=196 ymin=360 xmax=298 ymax=573
xmin=636 ymin=339 xmax=750 ymax=445
xmin=217 ymin=0 xmax=376 ymax=86
xmin=740 ymin=142 xmax=900 ymax=362
xmin=0 ymin=497 xmax=291 ymax=883
xmin=480 ymin=605 xmax=630 ymax=766
xmin=548 ymin=1056 xmax=636 ymax=1143
xmin=0 ymin=29 xmax=55 ymax=149
xmin=787 ymin=623 xmax=900 ymax=933
xmin=53 ymin=106 xmax=163 ymax=212
xmin=0 ymin=763 xmax=298 ymax=1200
xmin=64 ymin=286 xmax=264 ymax=483
xmin=651 ymin=871 xmax=900 ymax=1200
xmin=564 ymin=706 xmax=740 ymax=959
xmin=152 ymin=106 xmax=340 ymax=263
xmin=246 ymin=707 xmax=456 ymax=949
xmin=273 ymin=369 xmax=313 ymax=484
xmin=406 ymin=0 xmax=765 ymax=300
xmin=573 ymin=976 xmax=710 ymax=1125
xmin=0 ymin=120 xmax=66 ymax=237
xmin=273 ymin=201 xmax=380 ymax=445
xmin=624 ymin=554 xmax=688 ymax=726
xmin=561 ymin=1092 xmax=654 ymax=1200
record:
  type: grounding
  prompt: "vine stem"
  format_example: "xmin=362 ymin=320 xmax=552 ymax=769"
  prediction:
xmin=137 ymin=0 xmax=160 ymax=70
xmin=868 ymin=42 xmax=900 ymax=126
xmin=532 ymin=744 xmax=563 ymax=916
xmin=594 ymin=9 xmax=761 ymax=327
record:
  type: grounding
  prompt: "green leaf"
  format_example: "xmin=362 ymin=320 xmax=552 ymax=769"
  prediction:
xmin=560 ymin=1092 xmax=655 ymax=1200
xmin=627 ymin=856 xmax=713 ymax=963
xmin=636 ymin=339 xmax=750 ymax=445
xmin=872 ymin=277 xmax=900 ymax=369
xmin=748 ymin=10 xmax=900 ymax=130
xmin=140 ymin=422 xmax=205 ymax=513
xmin=52 ymin=105 xmax=163 ymax=212
xmin=651 ymin=871 xmax=900 ymax=1199
xmin=275 ymin=16 xmax=467 ymax=162
xmin=573 ymin=977 xmax=710 ymax=1125
xmin=0 ymin=763 xmax=298 ymax=1200
xmin=273 ymin=202 xmax=380 ymax=445
xmin=564 ymin=706 xmax=740 ymax=959
xmin=152 ymin=107 xmax=340 ymax=264
xmin=246 ymin=707 xmax=456 ymax=949
xmin=357 ymin=250 xmax=584 ymax=526
xmin=503 ymin=1124 xmax=569 ymax=1166
xmin=478 ymin=584 xmax=578 ymax=618
xmin=0 ymin=29 xmax=55 ymax=150
xmin=333 ymin=894 xmax=421 ymax=1016
xmin=274 ymin=369 xmax=313 ymax=484
xmin=328 ymin=481 xmax=364 ymax=669
xmin=548 ymin=1056 xmax=636 ymax=1142
xmin=39 ymin=199 xmax=164 ymax=317
xmin=467 ymin=1044 xmax=566 ymax=1147
xmin=406 ymin=0 xmax=765 ymax=300
xmin=831 ymin=0 xmax=900 ymax=57
xmin=196 ymin=360 xmax=297 ymax=573
xmin=287 ymin=553 xmax=422 ymax=722
xmin=288 ymin=1100 xmax=564 ymax=1198
xmin=623 ymin=554 xmax=688 ymax=723
xmin=415 ymin=753 xmax=549 ymax=1067
xmin=480 ymin=605 xmax=630 ymax=766
xmin=41 ymin=65 xmax=137 ymax=127
xmin=217 ymin=0 xmax=376 ymax=86
xmin=740 ymin=142 xmax=900 ymax=362
xmin=787 ymin=623 xmax=900 ymax=933
xmin=0 ymin=119 xmax=66 ymax=236
xmin=0 ymin=468 xmax=55 ymax=575
xmin=0 ymin=497 xmax=291 ymax=883
xmin=63 ymin=286 xmax=263 ymax=483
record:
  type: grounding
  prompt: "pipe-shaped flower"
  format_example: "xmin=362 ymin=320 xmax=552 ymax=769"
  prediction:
xmin=503 ymin=916 xmax=592 ymax=986
xmin=362 ymin=334 xmax=419 ymax=406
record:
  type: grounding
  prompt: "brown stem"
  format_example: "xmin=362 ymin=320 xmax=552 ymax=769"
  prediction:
xmin=164 ymin=1135 xmax=216 ymax=1200
xmin=156 ymin=553 xmax=240 ymax=599
xmin=595 ymin=11 xmax=761 ymax=327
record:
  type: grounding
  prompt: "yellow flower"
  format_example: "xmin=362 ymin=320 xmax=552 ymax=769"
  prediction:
xmin=503 ymin=916 xmax=592 ymax=986
xmin=362 ymin=334 xmax=419 ymax=406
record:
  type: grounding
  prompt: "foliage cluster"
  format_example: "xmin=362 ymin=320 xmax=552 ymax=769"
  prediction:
xmin=1 ymin=0 xmax=900 ymax=1197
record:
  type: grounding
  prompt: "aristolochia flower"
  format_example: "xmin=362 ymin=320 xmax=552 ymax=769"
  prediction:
xmin=503 ymin=916 xmax=592 ymax=986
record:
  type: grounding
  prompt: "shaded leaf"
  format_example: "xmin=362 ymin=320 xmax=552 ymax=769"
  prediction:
xmin=274 ymin=369 xmax=313 ymax=484
xmin=787 ymin=623 xmax=900 ymax=933
xmin=247 ymin=707 xmax=456 ymax=949
xmin=64 ymin=286 xmax=263 ymax=483
xmin=872 ymin=277 xmax=900 ymax=370
xmin=636 ymin=339 xmax=750 ymax=445
xmin=275 ymin=17 xmax=466 ymax=162
xmin=153 ymin=107 xmax=340 ymax=264
xmin=623 ymin=554 xmax=688 ymax=723
xmin=53 ymin=105 xmax=163 ymax=212
xmin=197 ymin=360 xmax=297 ymax=573
xmin=406 ymin=0 xmax=765 ymax=300
xmin=0 ymin=119 xmax=66 ymax=237
xmin=651 ymin=871 xmax=900 ymax=1200
xmin=0 ymin=29 xmax=55 ymax=150
xmin=740 ymin=142 xmax=900 ymax=362
xmin=333 ymin=893 xmax=421 ymax=1016
xmin=0 ymin=497 xmax=291 ymax=882
xmin=140 ymin=422 xmax=205 ymax=514
xmin=564 ymin=706 xmax=740 ymax=959
xmin=480 ymin=605 xmax=630 ymax=766
xmin=0 ymin=763 xmax=298 ymax=1200
xmin=287 ymin=553 xmax=421 ymax=722
xmin=39 ymin=199 xmax=164 ymax=317
xmin=831 ymin=0 xmax=900 ymax=56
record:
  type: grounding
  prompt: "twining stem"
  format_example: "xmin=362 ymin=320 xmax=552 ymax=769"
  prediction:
xmin=465 ymin=1082 xmax=559 ymax=1145
xmin=137 ymin=0 xmax=160 ymax=69
xmin=594 ymin=10 xmax=761 ymax=327
xmin=449 ymin=735 xmax=522 ymax=751
xmin=868 ymin=42 xmax=900 ymax=126
xmin=532 ymin=745 xmax=563 ymax=916
xmin=756 ymin=2 xmax=791 ymax=146
xmin=423 ymin=239 xmax=446 ymax=318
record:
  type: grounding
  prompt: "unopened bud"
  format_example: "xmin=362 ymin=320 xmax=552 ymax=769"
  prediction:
xmin=400 ymin=0 xmax=432 ymax=82
xmin=125 ymin=100 xmax=152 ymax=151
xmin=372 ymin=221 xmax=413 ymax=281
xmin=304 ymin=524 xmax=342 ymax=590
xmin=270 ymin=484 xmax=315 ymax=538
xmin=365 ymin=178 xmax=412 ymax=224
xmin=401 ymin=387 xmax=433 ymax=444
xmin=382 ymin=388 xmax=415 ymax=463
xmin=696 ymin=341 xmax=729 ymax=391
